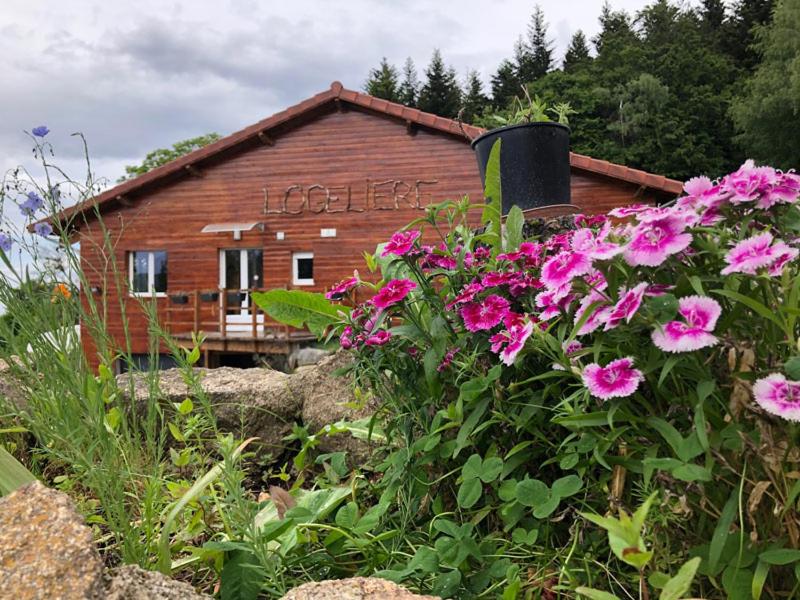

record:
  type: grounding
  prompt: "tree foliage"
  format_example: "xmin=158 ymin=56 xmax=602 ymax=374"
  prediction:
xmin=417 ymin=49 xmax=462 ymax=118
xmin=119 ymin=133 xmax=221 ymax=182
xmin=365 ymin=57 xmax=399 ymax=102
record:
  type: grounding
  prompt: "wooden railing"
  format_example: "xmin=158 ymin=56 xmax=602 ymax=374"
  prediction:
xmin=162 ymin=288 xmax=291 ymax=339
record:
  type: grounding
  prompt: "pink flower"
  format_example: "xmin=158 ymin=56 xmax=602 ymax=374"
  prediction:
xmin=574 ymin=290 xmax=612 ymax=336
xmin=460 ymin=294 xmax=510 ymax=332
xmin=535 ymin=284 xmax=573 ymax=320
xmin=541 ymin=250 xmax=593 ymax=289
xmin=326 ymin=277 xmax=359 ymax=300
xmin=339 ymin=326 xmax=354 ymax=349
xmin=364 ymin=330 xmax=391 ymax=346
xmin=768 ymin=242 xmax=799 ymax=276
xmin=437 ymin=346 xmax=459 ymax=372
xmin=582 ymin=357 xmax=643 ymax=400
xmin=481 ymin=271 xmax=516 ymax=287
xmin=446 ymin=281 xmax=484 ymax=309
xmin=571 ymin=225 xmax=622 ymax=260
xmin=753 ymin=373 xmax=800 ymax=421
xmin=604 ymin=283 xmax=648 ymax=331
xmin=623 ymin=215 xmax=692 ymax=267
xmin=651 ymin=296 xmax=721 ymax=353
xmin=609 ymin=204 xmax=650 ymax=218
xmin=489 ymin=320 xmax=534 ymax=366
xmin=371 ymin=279 xmax=417 ymax=309
xmin=381 ymin=229 xmax=421 ymax=257
xmin=721 ymin=232 xmax=796 ymax=275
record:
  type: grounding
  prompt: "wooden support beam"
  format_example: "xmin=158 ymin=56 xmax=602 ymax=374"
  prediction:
xmin=405 ymin=120 xmax=418 ymax=136
xmin=115 ymin=194 xmax=133 ymax=207
xmin=334 ymin=98 xmax=347 ymax=112
xmin=257 ymin=131 xmax=275 ymax=146
xmin=184 ymin=164 xmax=203 ymax=178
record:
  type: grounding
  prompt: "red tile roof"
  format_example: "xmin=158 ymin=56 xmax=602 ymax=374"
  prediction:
xmin=49 ymin=81 xmax=684 ymax=226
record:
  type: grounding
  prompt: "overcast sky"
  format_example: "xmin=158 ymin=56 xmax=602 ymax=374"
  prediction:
xmin=2 ymin=0 xmax=702 ymax=190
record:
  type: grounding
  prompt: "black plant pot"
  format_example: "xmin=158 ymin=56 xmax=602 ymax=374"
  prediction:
xmin=200 ymin=292 xmax=219 ymax=302
xmin=170 ymin=294 xmax=189 ymax=305
xmin=471 ymin=122 xmax=571 ymax=215
xmin=226 ymin=291 xmax=245 ymax=305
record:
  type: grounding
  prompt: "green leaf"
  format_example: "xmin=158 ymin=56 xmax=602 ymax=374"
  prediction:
xmin=0 ymin=446 xmax=37 ymax=496
xmin=167 ymin=422 xmax=185 ymax=442
xmin=504 ymin=205 xmax=524 ymax=251
xmin=335 ymin=501 xmax=359 ymax=529
xmin=177 ymin=397 xmax=194 ymax=415
xmin=462 ymin=454 xmax=483 ymax=481
xmin=532 ymin=493 xmax=561 ymax=519
xmin=785 ymin=357 xmax=800 ymax=380
xmin=481 ymin=139 xmax=502 ymax=255
xmin=551 ymin=475 xmax=582 ymax=498
xmin=759 ymin=548 xmax=800 ymax=565
xmin=457 ymin=478 xmax=482 ymax=509
xmin=480 ymin=457 xmax=504 ymax=483
xmin=671 ymin=463 xmax=712 ymax=482
xmin=752 ymin=560 xmax=769 ymax=600
xmin=220 ymin=550 xmax=263 ymax=600
xmin=105 ymin=406 xmax=122 ymax=432
xmin=709 ymin=491 xmax=739 ymax=574
xmin=407 ymin=546 xmax=438 ymax=573
xmin=575 ymin=587 xmax=622 ymax=600
xmin=453 ymin=398 xmax=490 ymax=458
xmin=659 ymin=557 xmax=700 ymax=600
xmin=515 ymin=478 xmax=549 ymax=507
xmin=713 ymin=288 xmax=785 ymax=329
xmin=251 ymin=289 xmax=346 ymax=337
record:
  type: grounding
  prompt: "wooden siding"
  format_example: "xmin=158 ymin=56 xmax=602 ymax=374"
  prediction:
xmin=78 ymin=105 xmax=669 ymax=369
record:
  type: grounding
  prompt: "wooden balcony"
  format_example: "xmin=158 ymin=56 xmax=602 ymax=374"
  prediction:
xmin=163 ymin=289 xmax=316 ymax=356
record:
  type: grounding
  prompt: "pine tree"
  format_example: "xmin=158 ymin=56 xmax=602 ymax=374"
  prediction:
xmin=700 ymin=0 xmax=727 ymax=30
xmin=563 ymin=30 xmax=592 ymax=71
xmin=398 ymin=57 xmax=420 ymax=107
xmin=527 ymin=5 xmax=555 ymax=79
xmin=364 ymin=57 xmax=399 ymax=101
xmin=731 ymin=0 xmax=800 ymax=168
xmin=491 ymin=59 xmax=521 ymax=109
xmin=460 ymin=70 xmax=489 ymax=123
xmin=417 ymin=49 xmax=462 ymax=118
xmin=514 ymin=36 xmax=537 ymax=84
xmin=724 ymin=0 xmax=776 ymax=69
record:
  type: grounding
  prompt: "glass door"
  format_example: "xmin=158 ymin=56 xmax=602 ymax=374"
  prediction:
xmin=219 ymin=249 xmax=263 ymax=332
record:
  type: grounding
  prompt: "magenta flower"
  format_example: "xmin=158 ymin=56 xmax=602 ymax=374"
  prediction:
xmin=574 ymin=290 xmax=612 ymax=336
xmin=339 ymin=326 xmax=355 ymax=349
xmin=720 ymin=232 xmax=796 ymax=275
xmin=571 ymin=226 xmax=622 ymax=260
xmin=541 ymin=250 xmax=593 ymax=289
xmin=325 ymin=277 xmax=359 ymax=300
xmin=371 ymin=279 xmax=416 ymax=309
xmin=489 ymin=321 xmax=534 ymax=366
xmin=608 ymin=204 xmax=650 ymax=218
xmin=460 ymin=294 xmax=510 ymax=332
xmin=582 ymin=357 xmax=643 ymax=400
xmin=436 ymin=346 xmax=460 ymax=372
xmin=381 ymin=229 xmax=420 ymax=257
xmin=623 ymin=215 xmax=692 ymax=267
xmin=753 ymin=373 xmax=800 ymax=421
xmin=364 ymin=330 xmax=391 ymax=346
xmin=535 ymin=284 xmax=573 ymax=320
xmin=482 ymin=271 xmax=516 ymax=287
xmin=768 ymin=242 xmax=799 ymax=276
xmin=446 ymin=281 xmax=484 ymax=309
xmin=651 ymin=296 xmax=721 ymax=353
xmin=604 ymin=283 xmax=648 ymax=331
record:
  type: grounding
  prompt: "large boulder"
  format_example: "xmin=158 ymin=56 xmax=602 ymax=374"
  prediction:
xmin=104 ymin=565 xmax=209 ymax=600
xmin=279 ymin=577 xmax=439 ymax=599
xmin=289 ymin=351 xmax=379 ymax=460
xmin=118 ymin=367 xmax=302 ymax=452
xmin=0 ymin=480 xmax=105 ymax=599
xmin=0 ymin=357 xmax=27 ymax=409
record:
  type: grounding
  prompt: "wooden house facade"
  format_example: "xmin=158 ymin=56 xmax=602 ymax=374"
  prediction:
xmin=53 ymin=82 xmax=683 ymax=370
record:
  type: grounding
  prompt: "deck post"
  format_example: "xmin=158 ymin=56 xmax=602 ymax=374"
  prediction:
xmin=193 ymin=290 xmax=200 ymax=333
xmin=220 ymin=288 xmax=227 ymax=338
xmin=251 ymin=290 xmax=258 ymax=338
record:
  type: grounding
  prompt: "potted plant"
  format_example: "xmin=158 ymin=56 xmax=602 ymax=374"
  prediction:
xmin=471 ymin=89 xmax=574 ymax=215
xmin=200 ymin=291 xmax=219 ymax=302
xmin=169 ymin=293 xmax=189 ymax=305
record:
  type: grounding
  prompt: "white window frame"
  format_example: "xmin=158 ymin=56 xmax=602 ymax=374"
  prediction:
xmin=129 ymin=251 xmax=167 ymax=297
xmin=292 ymin=251 xmax=314 ymax=286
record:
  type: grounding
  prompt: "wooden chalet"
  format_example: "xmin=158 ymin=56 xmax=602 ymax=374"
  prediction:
xmin=52 ymin=81 xmax=683 ymax=371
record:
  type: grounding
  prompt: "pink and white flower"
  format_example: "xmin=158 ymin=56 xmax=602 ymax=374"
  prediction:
xmin=541 ymin=250 xmax=593 ymax=289
xmin=604 ymin=283 xmax=648 ymax=331
xmin=753 ymin=373 xmax=800 ymax=421
xmin=571 ymin=225 xmax=622 ymax=260
xmin=460 ymin=294 xmax=510 ymax=332
xmin=364 ymin=329 xmax=392 ymax=346
xmin=582 ymin=357 xmax=644 ymax=400
xmin=651 ymin=296 xmax=721 ymax=353
xmin=381 ymin=229 xmax=420 ymax=257
xmin=768 ymin=242 xmax=799 ymax=276
xmin=489 ymin=320 xmax=534 ymax=366
xmin=623 ymin=215 xmax=693 ymax=267
xmin=371 ymin=279 xmax=417 ymax=309
xmin=446 ymin=281 xmax=484 ymax=309
xmin=325 ymin=277 xmax=359 ymax=300
xmin=609 ymin=204 xmax=650 ymax=218
xmin=574 ymin=289 xmax=612 ymax=336
xmin=721 ymin=232 xmax=777 ymax=275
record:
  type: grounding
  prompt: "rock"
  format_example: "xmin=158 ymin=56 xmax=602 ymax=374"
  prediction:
xmin=0 ymin=357 xmax=27 ymax=409
xmin=104 ymin=565 xmax=210 ymax=599
xmin=279 ymin=577 xmax=439 ymax=600
xmin=288 ymin=346 xmax=331 ymax=371
xmin=0 ymin=480 xmax=105 ymax=599
xmin=289 ymin=351 xmax=379 ymax=461
xmin=118 ymin=367 xmax=302 ymax=452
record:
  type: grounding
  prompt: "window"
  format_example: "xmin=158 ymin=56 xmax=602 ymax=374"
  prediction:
xmin=292 ymin=252 xmax=314 ymax=286
xmin=129 ymin=251 xmax=167 ymax=296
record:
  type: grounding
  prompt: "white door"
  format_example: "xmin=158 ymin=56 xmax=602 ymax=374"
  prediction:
xmin=219 ymin=249 xmax=264 ymax=333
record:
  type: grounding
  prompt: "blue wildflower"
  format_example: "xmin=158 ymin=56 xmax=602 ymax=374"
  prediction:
xmin=20 ymin=191 xmax=44 ymax=216
xmin=32 ymin=125 xmax=49 ymax=137
xmin=0 ymin=233 xmax=12 ymax=252
xmin=34 ymin=222 xmax=53 ymax=237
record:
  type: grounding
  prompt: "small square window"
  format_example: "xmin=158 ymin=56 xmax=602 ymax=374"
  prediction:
xmin=129 ymin=251 xmax=167 ymax=296
xmin=293 ymin=252 xmax=314 ymax=286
